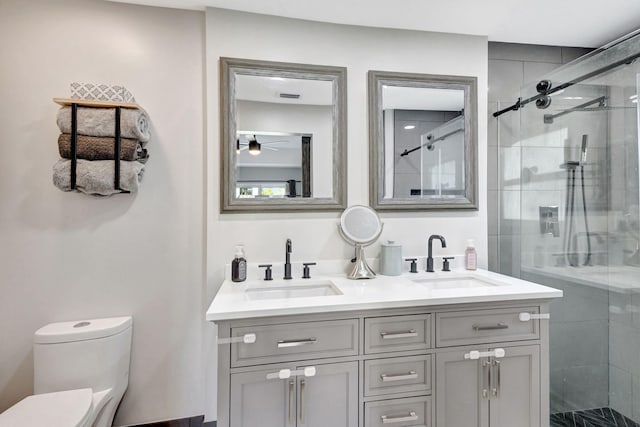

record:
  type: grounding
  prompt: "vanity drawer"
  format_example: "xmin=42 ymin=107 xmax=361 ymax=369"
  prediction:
xmin=365 ymin=396 xmax=432 ymax=427
xmin=436 ymin=306 xmax=540 ymax=347
xmin=230 ymin=319 xmax=358 ymax=367
xmin=365 ymin=314 xmax=431 ymax=354
xmin=364 ymin=355 xmax=432 ymax=397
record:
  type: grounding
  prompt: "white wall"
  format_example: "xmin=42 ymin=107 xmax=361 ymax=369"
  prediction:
xmin=0 ymin=0 xmax=205 ymax=425
xmin=206 ymin=7 xmax=488 ymax=421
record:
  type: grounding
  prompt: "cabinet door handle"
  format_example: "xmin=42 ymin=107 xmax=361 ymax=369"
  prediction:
xmin=380 ymin=329 xmax=418 ymax=339
xmin=493 ymin=360 xmax=501 ymax=397
xmin=299 ymin=379 xmax=306 ymax=424
xmin=381 ymin=411 xmax=418 ymax=424
xmin=216 ymin=333 xmax=256 ymax=345
xmin=481 ymin=360 xmax=489 ymax=399
xmin=380 ymin=370 xmax=418 ymax=382
xmin=288 ymin=380 xmax=295 ymax=425
xmin=519 ymin=312 xmax=550 ymax=322
xmin=277 ymin=338 xmax=317 ymax=348
xmin=472 ymin=322 xmax=509 ymax=331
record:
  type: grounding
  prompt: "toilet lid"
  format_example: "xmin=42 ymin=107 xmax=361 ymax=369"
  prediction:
xmin=0 ymin=388 xmax=93 ymax=427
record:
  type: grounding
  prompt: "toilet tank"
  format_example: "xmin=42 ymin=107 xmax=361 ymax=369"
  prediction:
xmin=33 ymin=317 xmax=132 ymax=395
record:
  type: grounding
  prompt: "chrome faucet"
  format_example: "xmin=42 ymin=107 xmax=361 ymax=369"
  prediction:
xmin=284 ymin=238 xmax=293 ymax=280
xmin=427 ymin=235 xmax=447 ymax=272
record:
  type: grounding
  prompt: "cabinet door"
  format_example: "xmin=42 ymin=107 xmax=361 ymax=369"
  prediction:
xmin=297 ymin=361 xmax=358 ymax=427
xmin=230 ymin=367 xmax=296 ymax=427
xmin=488 ymin=345 xmax=540 ymax=427
xmin=436 ymin=349 xmax=489 ymax=427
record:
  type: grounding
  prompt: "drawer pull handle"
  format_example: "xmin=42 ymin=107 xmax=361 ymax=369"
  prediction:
xmin=464 ymin=348 xmax=505 ymax=360
xmin=266 ymin=366 xmax=317 ymax=380
xmin=472 ymin=322 xmax=508 ymax=331
xmin=381 ymin=411 xmax=418 ymax=424
xmin=277 ymin=338 xmax=317 ymax=348
xmin=380 ymin=370 xmax=418 ymax=382
xmin=217 ymin=333 xmax=256 ymax=345
xmin=519 ymin=312 xmax=550 ymax=322
xmin=380 ymin=329 xmax=418 ymax=339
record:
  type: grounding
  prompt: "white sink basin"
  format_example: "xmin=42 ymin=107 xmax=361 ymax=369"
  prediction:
xmin=245 ymin=281 xmax=343 ymax=300
xmin=412 ymin=276 xmax=506 ymax=290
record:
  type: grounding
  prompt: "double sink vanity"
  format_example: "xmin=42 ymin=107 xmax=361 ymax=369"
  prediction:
xmin=207 ymin=267 xmax=562 ymax=427
xmin=213 ymin=53 xmax=561 ymax=427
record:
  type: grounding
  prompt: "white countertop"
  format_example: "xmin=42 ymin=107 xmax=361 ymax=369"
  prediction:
xmin=206 ymin=268 xmax=562 ymax=322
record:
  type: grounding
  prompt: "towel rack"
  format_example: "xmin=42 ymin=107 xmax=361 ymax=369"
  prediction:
xmin=53 ymin=98 xmax=142 ymax=193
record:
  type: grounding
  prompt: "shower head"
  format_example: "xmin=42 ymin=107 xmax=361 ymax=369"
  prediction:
xmin=581 ymin=134 xmax=588 ymax=163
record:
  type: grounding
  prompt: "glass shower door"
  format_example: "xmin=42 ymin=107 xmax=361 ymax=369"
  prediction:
xmin=509 ymin=32 xmax=640 ymax=426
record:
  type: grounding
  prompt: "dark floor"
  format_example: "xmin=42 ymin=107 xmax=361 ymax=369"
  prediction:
xmin=551 ymin=408 xmax=639 ymax=427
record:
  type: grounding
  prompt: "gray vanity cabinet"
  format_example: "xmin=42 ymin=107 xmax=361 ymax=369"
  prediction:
xmin=435 ymin=349 xmax=487 ymax=427
xmin=230 ymin=367 xmax=295 ymax=427
xmin=297 ymin=361 xmax=358 ymax=427
xmin=435 ymin=345 xmax=540 ymax=427
xmin=229 ymin=361 xmax=358 ymax=427
xmin=216 ymin=302 xmax=550 ymax=427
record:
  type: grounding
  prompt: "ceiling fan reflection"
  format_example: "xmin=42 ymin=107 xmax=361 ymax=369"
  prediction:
xmin=236 ymin=135 xmax=289 ymax=155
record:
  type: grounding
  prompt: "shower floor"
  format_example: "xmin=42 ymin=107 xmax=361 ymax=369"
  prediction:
xmin=551 ymin=408 xmax=639 ymax=427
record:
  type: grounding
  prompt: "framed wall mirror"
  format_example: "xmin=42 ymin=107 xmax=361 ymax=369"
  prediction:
xmin=369 ymin=70 xmax=478 ymax=210
xmin=220 ymin=57 xmax=347 ymax=212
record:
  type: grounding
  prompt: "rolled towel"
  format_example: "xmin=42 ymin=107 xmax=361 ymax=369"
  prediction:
xmin=58 ymin=134 xmax=148 ymax=163
xmin=53 ymin=159 xmax=145 ymax=196
xmin=57 ymin=106 xmax=150 ymax=142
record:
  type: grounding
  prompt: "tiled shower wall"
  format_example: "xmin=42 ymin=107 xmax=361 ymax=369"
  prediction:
xmin=487 ymin=42 xmax=592 ymax=274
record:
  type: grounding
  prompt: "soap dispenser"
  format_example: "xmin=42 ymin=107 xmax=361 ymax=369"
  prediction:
xmin=231 ymin=245 xmax=247 ymax=282
xmin=465 ymin=239 xmax=477 ymax=271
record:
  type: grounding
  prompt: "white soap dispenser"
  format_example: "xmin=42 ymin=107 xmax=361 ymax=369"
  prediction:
xmin=465 ymin=239 xmax=477 ymax=271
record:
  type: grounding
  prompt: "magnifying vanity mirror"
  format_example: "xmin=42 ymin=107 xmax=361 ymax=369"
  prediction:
xmin=220 ymin=57 xmax=347 ymax=212
xmin=339 ymin=205 xmax=383 ymax=280
xmin=368 ymin=70 xmax=478 ymax=210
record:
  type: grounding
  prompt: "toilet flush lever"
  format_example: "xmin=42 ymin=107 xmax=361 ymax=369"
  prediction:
xmin=519 ymin=313 xmax=550 ymax=322
xmin=217 ymin=333 xmax=256 ymax=345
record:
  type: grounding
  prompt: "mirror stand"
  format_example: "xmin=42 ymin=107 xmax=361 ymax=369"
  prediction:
xmin=349 ymin=244 xmax=377 ymax=280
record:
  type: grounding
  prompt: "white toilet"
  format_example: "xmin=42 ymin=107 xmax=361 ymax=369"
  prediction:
xmin=0 ymin=316 xmax=133 ymax=427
